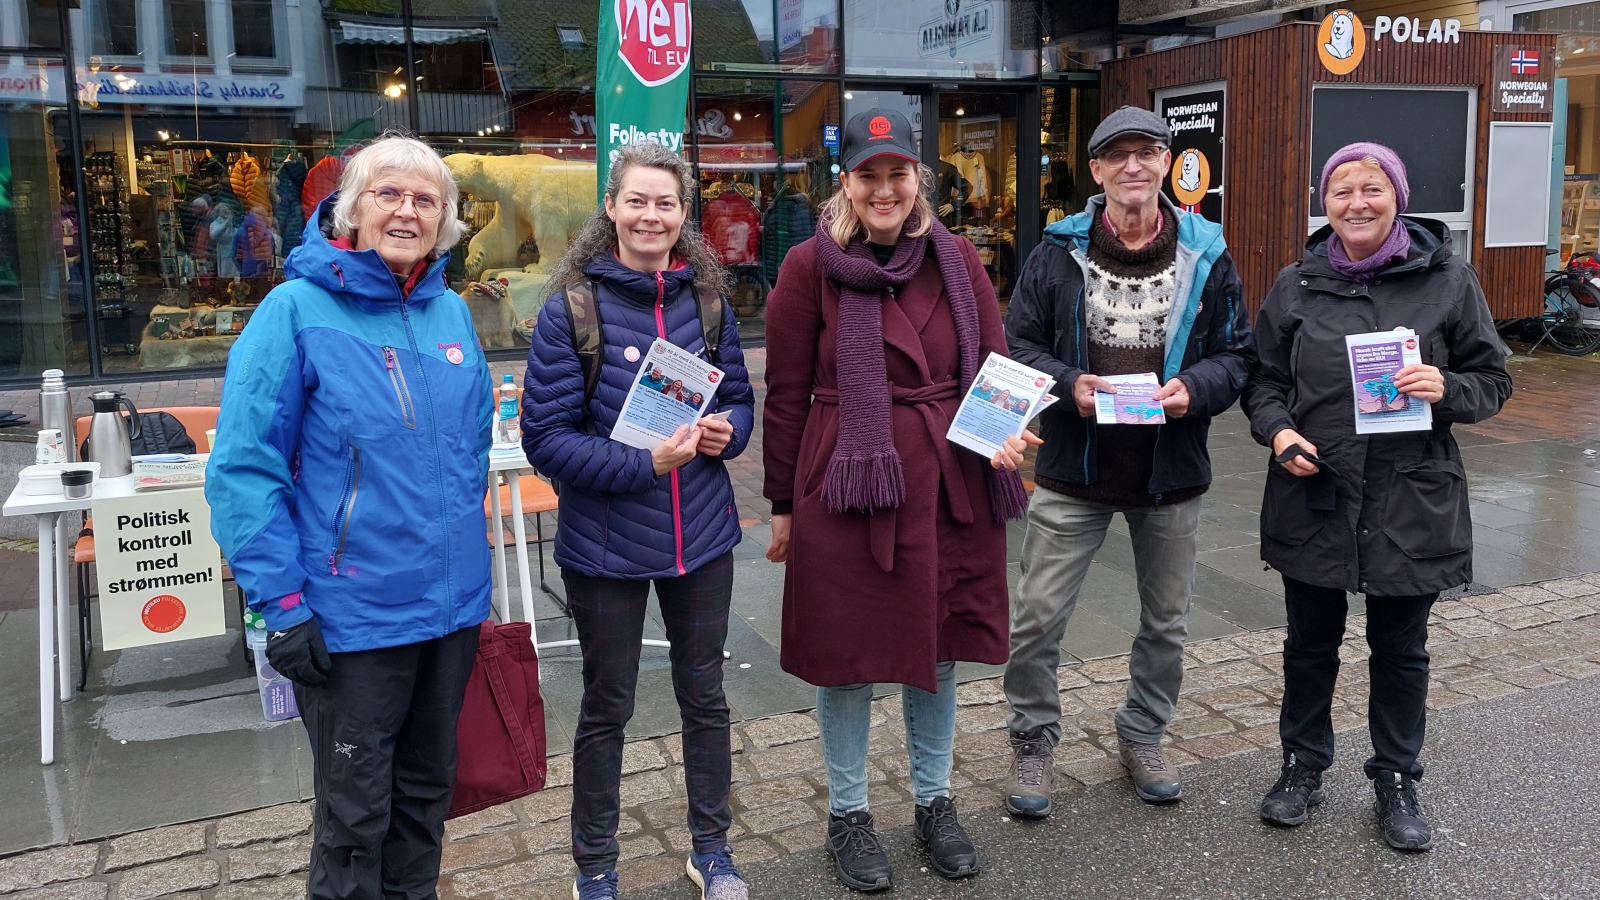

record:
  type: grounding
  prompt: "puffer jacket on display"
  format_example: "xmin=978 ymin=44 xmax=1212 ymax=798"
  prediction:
xmin=207 ymin=194 xmax=494 ymax=652
xmin=520 ymin=253 xmax=754 ymax=580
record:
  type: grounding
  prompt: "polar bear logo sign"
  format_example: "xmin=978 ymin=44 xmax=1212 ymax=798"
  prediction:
xmin=1176 ymin=150 xmax=1202 ymax=193
xmin=1325 ymin=12 xmax=1355 ymax=59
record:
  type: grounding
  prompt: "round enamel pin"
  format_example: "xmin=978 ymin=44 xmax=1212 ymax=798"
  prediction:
xmin=446 ymin=347 xmax=464 ymax=364
xmin=624 ymin=345 xmax=641 ymax=363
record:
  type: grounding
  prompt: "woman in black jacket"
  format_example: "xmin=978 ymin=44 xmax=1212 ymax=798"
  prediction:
xmin=1242 ymin=143 xmax=1511 ymax=851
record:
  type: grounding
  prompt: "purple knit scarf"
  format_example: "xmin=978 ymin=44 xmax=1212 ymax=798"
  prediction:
xmin=1327 ymin=219 xmax=1410 ymax=282
xmin=813 ymin=212 xmax=1028 ymax=523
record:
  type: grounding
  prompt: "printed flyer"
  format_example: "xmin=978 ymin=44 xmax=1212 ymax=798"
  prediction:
xmin=610 ymin=339 xmax=723 ymax=450
xmin=1346 ymin=329 xmax=1431 ymax=434
xmin=1095 ymin=373 xmax=1167 ymax=425
xmin=946 ymin=353 xmax=1056 ymax=458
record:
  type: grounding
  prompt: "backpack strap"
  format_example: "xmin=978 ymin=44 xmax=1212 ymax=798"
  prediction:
xmin=696 ymin=286 xmax=724 ymax=367
xmin=563 ymin=278 xmax=605 ymax=412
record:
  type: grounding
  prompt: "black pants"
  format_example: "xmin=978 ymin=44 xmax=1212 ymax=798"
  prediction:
xmin=295 ymin=624 xmax=480 ymax=900
xmin=563 ymin=552 xmax=735 ymax=876
xmin=1279 ymin=576 xmax=1436 ymax=781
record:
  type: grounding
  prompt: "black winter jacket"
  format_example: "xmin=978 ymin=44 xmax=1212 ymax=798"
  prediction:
xmin=1006 ymin=194 xmax=1257 ymax=497
xmin=1242 ymin=217 xmax=1512 ymax=596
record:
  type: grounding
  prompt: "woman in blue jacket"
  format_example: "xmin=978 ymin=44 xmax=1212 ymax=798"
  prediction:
xmin=207 ymin=133 xmax=492 ymax=900
xmin=521 ymin=143 xmax=754 ymax=900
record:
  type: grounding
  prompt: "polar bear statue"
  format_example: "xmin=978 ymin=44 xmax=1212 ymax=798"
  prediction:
xmin=443 ymin=153 xmax=597 ymax=281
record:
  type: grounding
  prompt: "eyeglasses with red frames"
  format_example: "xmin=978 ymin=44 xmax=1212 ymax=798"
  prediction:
xmin=364 ymin=187 xmax=443 ymax=217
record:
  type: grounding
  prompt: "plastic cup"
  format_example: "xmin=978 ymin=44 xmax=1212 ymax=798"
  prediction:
xmin=205 ymin=429 xmax=217 ymax=451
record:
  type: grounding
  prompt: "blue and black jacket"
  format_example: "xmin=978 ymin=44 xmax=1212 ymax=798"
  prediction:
xmin=521 ymin=253 xmax=753 ymax=579
xmin=1005 ymin=193 xmax=1257 ymax=495
xmin=207 ymin=195 xmax=494 ymax=651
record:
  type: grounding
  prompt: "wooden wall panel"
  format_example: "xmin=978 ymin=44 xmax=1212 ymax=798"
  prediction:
xmin=1103 ymin=23 xmax=1555 ymax=320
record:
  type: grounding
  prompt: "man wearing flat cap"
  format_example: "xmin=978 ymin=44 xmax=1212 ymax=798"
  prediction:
xmin=1001 ymin=106 xmax=1257 ymax=813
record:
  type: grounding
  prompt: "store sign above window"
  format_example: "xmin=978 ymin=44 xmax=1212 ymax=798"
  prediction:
xmin=1492 ymin=45 xmax=1552 ymax=113
xmin=1316 ymin=9 xmax=1462 ymax=75
xmin=919 ymin=0 xmax=994 ymax=59
xmin=0 ymin=69 xmax=305 ymax=107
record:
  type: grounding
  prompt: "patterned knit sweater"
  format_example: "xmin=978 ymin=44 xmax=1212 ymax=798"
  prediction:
xmin=1037 ymin=211 xmax=1206 ymax=507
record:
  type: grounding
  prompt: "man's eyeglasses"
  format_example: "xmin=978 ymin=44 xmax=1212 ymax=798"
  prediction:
xmin=1097 ymin=146 xmax=1166 ymax=169
xmin=365 ymin=187 xmax=442 ymax=217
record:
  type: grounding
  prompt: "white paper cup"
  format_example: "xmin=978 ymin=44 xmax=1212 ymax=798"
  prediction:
xmin=206 ymin=429 xmax=217 ymax=451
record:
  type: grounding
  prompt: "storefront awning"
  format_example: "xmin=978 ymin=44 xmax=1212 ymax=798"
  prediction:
xmin=336 ymin=22 xmax=488 ymax=45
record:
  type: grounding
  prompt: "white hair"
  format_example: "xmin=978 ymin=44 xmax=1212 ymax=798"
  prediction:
xmin=329 ymin=131 xmax=468 ymax=255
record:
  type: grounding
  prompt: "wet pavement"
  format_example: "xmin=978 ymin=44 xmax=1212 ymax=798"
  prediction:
xmin=0 ymin=346 xmax=1598 ymax=856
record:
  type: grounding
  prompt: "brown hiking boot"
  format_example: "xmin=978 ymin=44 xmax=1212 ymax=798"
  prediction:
xmin=1118 ymin=736 xmax=1181 ymax=803
xmin=1004 ymin=727 xmax=1054 ymax=818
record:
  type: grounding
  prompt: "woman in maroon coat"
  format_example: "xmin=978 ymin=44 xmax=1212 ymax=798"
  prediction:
xmin=762 ymin=109 xmax=1036 ymax=893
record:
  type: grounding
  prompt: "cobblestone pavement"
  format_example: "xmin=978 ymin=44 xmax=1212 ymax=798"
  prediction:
xmin=3 ymin=574 xmax=1599 ymax=900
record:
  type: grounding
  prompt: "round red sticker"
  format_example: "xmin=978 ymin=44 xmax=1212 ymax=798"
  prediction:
xmin=624 ymin=346 xmax=641 ymax=363
xmin=1404 ymin=338 xmax=1417 ymax=350
xmin=707 ymin=371 xmax=720 ymax=383
xmin=614 ymin=0 xmax=693 ymax=87
xmin=869 ymin=116 xmax=891 ymax=137
xmin=141 ymin=595 xmax=187 ymax=633
xmin=1034 ymin=377 xmax=1047 ymax=387
xmin=446 ymin=347 xmax=465 ymax=364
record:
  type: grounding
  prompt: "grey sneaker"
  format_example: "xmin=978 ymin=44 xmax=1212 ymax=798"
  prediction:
xmin=1117 ymin=736 xmax=1181 ymax=803
xmin=1004 ymin=727 xmax=1054 ymax=818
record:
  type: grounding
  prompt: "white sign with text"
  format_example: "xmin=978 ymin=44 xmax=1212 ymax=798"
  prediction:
xmin=91 ymin=489 xmax=225 ymax=651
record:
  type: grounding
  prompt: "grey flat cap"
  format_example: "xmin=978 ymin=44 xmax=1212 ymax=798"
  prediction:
xmin=1088 ymin=106 xmax=1171 ymax=158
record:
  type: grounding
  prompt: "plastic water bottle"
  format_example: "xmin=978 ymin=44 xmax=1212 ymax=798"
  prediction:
xmin=497 ymin=374 xmax=519 ymax=444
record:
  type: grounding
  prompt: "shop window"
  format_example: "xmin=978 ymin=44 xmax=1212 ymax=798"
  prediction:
xmin=692 ymin=78 xmax=839 ymax=341
xmin=88 ymin=0 xmax=140 ymax=58
xmin=694 ymin=0 xmax=839 ymax=74
xmin=231 ymin=0 xmax=279 ymax=63
xmin=1039 ymin=83 xmax=1098 ymax=231
xmin=25 ymin=0 xmax=63 ymax=49
xmin=843 ymin=0 xmax=1039 ymax=80
xmin=166 ymin=0 xmax=211 ymax=58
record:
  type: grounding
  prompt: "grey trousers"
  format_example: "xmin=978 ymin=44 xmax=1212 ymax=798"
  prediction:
xmin=1004 ymin=488 xmax=1202 ymax=745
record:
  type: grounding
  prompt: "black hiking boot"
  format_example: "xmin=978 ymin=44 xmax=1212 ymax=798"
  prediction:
xmin=826 ymin=811 xmax=892 ymax=892
xmin=1373 ymin=770 xmax=1434 ymax=851
xmin=914 ymin=795 xmax=979 ymax=879
xmin=1260 ymin=751 xmax=1326 ymax=827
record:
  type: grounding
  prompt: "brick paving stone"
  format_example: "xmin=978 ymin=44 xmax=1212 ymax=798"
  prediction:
xmin=1228 ymin=705 xmax=1281 ymax=729
xmin=438 ymin=834 xmax=517 ymax=876
xmin=954 ymin=728 xmax=1013 ymax=762
xmin=213 ymin=804 xmax=312 ymax=850
xmin=769 ymin=824 xmax=828 ymax=855
xmin=620 ymin=741 xmax=668 ymax=775
xmin=1463 ymin=633 xmax=1523 ymax=658
xmin=1073 ymin=708 xmax=1116 ymax=734
xmin=103 ymin=824 xmax=208 ymax=873
xmin=741 ymin=713 xmax=819 ymax=750
xmin=953 ymin=703 xmax=1011 ymax=734
xmin=1055 ymin=667 xmax=1091 ymax=690
xmin=1055 ymin=692 xmax=1088 ymax=717
xmin=658 ymin=733 xmax=684 ymax=763
xmin=1541 ymin=599 xmax=1596 ymax=620
xmin=1187 ymin=641 xmax=1250 ymax=665
xmin=1450 ymin=677 xmax=1521 ymax=701
xmin=226 ymin=838 xmax=312 ymax=881
xmin=13 ymin=883 xmax=109 ymax=900
xmin=730 ymin=838 xmax=781 ymax=866
xmin=635 ymin=799 xmax=690 ymax=830
xmin=1169 ymin=698 xmax=1209 ymax=721
xmin=521 ymin=821 xmax=568 ymax=854
xmin=954 ymin=679 xmax=1006 ymax=706
xmin=1061 ymin=757 xmax=1127 ymax=786
xmin=734 ymin=776 xmax=816 ymax=811
xmin=1465 ymin=592 xmax=1519 ymax=612
xmin=871 ymin=802 xmax=916 ymax=830
xmin=451 ymin=856 xmax=575 ymax=897
xmin=1543 ymin=577 xmax=1600 ymax=598
xmin=617 ymin=771 xmax=674 ymax=807
xmin=1336 ymin=643 xmax=1370 ymax=663
xmin=1168 ymin=717 xmax=1235 ymax=740
xmin=744 ymin=740 xmax=824 ymax=781
xmin=546 ymin=755 xmax=574 ymax=789
xmin=1545 ymin=658 xmax=1600 ymax=680
xmin=1502 ymin=585 xmax=1563 ymax=606
xmin=444 ymin=803 xmax=519 ymax=840
xmin=1484 ymin=605 xmax=1560 ymax=630
xmin=115 ymin=858 xmax=220 ymax=900
xmin=1055 ymin=740 xmax=1108 ymax=763
xmin=1180 ymin=661 xmax=1271 ymax=692
xmin=1499 ymin=667 xmax=1568 ymax=689
xmin=617 ymin=836 xmax=665 ymax=863
xmin=1473 ymin=653 xmax=1535 ymax=674
xmin=616 ymin=854 xmax=683 ymax=892
xmin=1179 ymin=733 xmax=1256 ymax=760
xmin=1190 ymin=686 xmax=1268 ymax=711
xmin=1330 ymin=709 xmax=1367 ymax=733
xmin=517 ymin=789 xmax=573 ymax=825
xmin=1425 ymin=688 xmax=1474 ymax=711
xmin=1072 ymin=682 xmax=1128 ymax=710
xmin=1443 ymin=617 xmax=1505 ymax=640
xmin=1434 ymin=602 xmax=1482 ymax=620
xmin=1237 ymin=726 xmax=1282 ymax=748
xmin=1431 ymin=644 xmax=1472 ymax=668
xmin=211 ymin=876 xmax=306 ymax=900
xmin=1254 ymin=653 xmax=1285 ymax=677
xmin=958 ymin=754 xmax=1013 ymax=785
xmin=1227 ymin=630 xmax=1287 ymax=656
xmin=737 ymin=799 xmax=819 ymax=835
xmin=1079 ymin=658 xmax=1131 ymax=683
xmin=0 ymin=846 xmax=101 ymax=893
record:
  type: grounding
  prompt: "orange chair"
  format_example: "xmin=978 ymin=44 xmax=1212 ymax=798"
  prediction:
xmin=71 ymin=406 xmax=226 ymax=690
xmin=486 ymin=471 xmax=560 ymax=602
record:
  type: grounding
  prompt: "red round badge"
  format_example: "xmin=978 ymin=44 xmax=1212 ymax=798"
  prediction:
xmin=614 ymin=0 xmax=693 ymax=87
xmin=446 ymin=347 xmax=465 ymax=364
xmin=1404 ymin=338 xmax=1417 ymax=350
xmin=707 ymin=371 xmax=721 ymax=383
xmin=869 ymin=116 xmax=892 ymax=137
xmin=1034 ymin=376 xmax=1047 ymax=387
xmin=141 ymin=595 xmax=187 ymax=633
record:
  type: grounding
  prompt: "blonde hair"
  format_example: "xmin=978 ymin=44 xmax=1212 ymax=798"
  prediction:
xmin=330 ymin=131 xmax=468 ymax=255
xmin=823 ymin=162 xmax=938 ymax=249
xmin=1327 ymin=157 xmax=1393 ymax=192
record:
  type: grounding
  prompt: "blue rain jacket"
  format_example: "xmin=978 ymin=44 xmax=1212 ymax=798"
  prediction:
xmin=207 ymin=195 xmax=493 ymax=651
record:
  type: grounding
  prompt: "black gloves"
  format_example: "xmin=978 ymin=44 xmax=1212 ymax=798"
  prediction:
xmin=265 ymin=618 xmax=333 ymax=686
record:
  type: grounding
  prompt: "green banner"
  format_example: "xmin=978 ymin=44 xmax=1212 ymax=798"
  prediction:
xmin=595 ymin=0 xmax=694 ymax=201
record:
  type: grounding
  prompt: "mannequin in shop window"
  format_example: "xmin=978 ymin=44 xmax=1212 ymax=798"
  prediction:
xmin=935 ymin=160 xmax=970 ymax=227
xmin=943 ymin=144 xmax=990 ymax=220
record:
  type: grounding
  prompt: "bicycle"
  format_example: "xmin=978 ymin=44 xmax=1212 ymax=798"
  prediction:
xmin=1532 ymin=254 xmax=1600 ymax=356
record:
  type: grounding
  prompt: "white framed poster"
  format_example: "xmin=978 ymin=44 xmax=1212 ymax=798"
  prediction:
xmin=91 ymin=489 xmax=226 ymax=650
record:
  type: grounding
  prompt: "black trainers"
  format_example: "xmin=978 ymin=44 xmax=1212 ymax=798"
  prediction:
xmin=826 ymin=810 xmax=892 ymax=892
xmin=1373 ymin=771 xmax=1434 ymax=851
xmin=914 ymin=795 xmax=979 ymax=879
xmin=1260 ymin=752 xmax=1326 ymax=827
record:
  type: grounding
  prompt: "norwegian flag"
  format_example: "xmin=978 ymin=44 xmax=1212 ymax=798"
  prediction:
xmin=1512 ymin=50 xmax=1540 ymax=75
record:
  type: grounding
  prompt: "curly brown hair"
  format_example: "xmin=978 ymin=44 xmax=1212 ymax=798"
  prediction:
xmin=542 ymin=143 xmax=731 ymax=299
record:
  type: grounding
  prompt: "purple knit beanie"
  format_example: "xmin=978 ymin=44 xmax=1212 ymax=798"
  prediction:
xmin=1320 ymin=142 xmax=1409 ymax=213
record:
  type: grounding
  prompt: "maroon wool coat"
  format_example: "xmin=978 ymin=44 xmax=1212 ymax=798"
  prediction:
xmin=762 ymin=234 xmax=1012 ymax=693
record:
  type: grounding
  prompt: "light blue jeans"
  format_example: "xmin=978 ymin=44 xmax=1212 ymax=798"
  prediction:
xmin=815 ymin=661 xmax=957 ymax=816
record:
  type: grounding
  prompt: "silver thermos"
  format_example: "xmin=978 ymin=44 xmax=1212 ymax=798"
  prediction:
xmin=85 ymin=390 xmax=141 ymax=477
xmin=39 ymin=369 xmax=75 ymax=463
